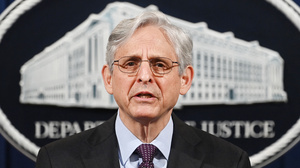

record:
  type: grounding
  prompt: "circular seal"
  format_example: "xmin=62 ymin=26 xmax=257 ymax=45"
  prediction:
xmin=0 ymin=0 xmax=300 ymax=167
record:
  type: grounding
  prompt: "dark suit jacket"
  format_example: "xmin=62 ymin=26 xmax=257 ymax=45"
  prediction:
xmin=36 ymin=114 xmax=251 ymax=168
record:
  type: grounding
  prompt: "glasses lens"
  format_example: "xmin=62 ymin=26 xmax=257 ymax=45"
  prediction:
xmin=118 ymin=56 xmax=141 ymax=73
xmin=150 ymin=57 xmax=173 ymax=75
xmin=115 ymin=56 xmax=176 ymax=75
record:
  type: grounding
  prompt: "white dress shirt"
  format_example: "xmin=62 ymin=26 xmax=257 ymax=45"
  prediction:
xmin=115 ymin=111 xmax=173 ymax=168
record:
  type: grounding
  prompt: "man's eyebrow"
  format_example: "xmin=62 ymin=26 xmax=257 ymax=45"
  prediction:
xmin=125 ymin=55 xmax=141 ymax=58
xmin=121 ymin=55 xmax=164 ymax=59
xmin=148 ymin=55 xmax=163 ymax=59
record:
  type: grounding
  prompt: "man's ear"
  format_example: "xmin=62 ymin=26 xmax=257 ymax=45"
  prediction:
xmin=102 ymin=64 xmax=113 ymax=94
xmin=180 ymin=65 xmax=194 ymax=95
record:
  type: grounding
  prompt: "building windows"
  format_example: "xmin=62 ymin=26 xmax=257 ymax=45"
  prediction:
xmin=217 ymin=56 xmax=221 ymax=79
xmin=19 ymin=5 xmax=286 ymax=108
xmin=228 ymin=59 xmax=232 ymax=80
xmin=94 ymin=35 xmax=98 ymax=71
xmin=197 ymin=52 xmax=201 ymax=77
xmin=88 ymin=38 xmax=92 ymax=73
xmin=204 ymin=53 xmax=208 ymax=78
xmin=198 ymin=93 xmax=202 ymax=99
xmin=223 ymin=58 xmax=227 ymax=79
xmin=210 ymin=55 xmax=215 ymax=79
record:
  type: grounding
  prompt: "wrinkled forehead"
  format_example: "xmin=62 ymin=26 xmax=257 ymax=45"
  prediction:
xmin=115 ymin=25 xmax=176 ymax=59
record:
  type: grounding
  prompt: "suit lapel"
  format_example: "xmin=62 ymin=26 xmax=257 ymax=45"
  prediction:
xmin=167 ymin=148 xmax=203 ymax=168
xmin=77 ymin=113 xmax=206 ymax=168
xmin=80 ymin=114 xmax=120 ymax=168
xmin=167 ymin=114 xmax=205 ymax=168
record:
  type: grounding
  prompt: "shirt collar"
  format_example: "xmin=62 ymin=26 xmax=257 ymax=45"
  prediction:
xmin=115 ymin=110 xmax=173 ymax=165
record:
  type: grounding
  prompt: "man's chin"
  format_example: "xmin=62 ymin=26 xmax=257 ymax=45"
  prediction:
xmin=132 ymin=112 xmax=159 ymax=124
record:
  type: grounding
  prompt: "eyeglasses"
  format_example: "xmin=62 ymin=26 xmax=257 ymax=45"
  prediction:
xmin=112 ymin=56 xmax=180 ymax=76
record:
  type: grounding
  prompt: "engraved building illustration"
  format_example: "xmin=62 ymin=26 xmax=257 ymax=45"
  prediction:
xmin=19 ymin=2 xmax=287 ymax=109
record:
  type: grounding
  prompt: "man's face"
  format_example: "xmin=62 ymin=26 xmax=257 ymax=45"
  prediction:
xmin=103 ymin=25 xmax=193 ymax=125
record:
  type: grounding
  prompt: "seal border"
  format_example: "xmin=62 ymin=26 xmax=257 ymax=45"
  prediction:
xmin=0 ymin=0 xmax=300 ymax=167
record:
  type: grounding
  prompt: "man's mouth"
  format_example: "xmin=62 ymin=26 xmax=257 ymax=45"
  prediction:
xmin=135 ymin=92 xmax=155 ymax=99
xmin=137 ymin=93 xmax=153 ymax=98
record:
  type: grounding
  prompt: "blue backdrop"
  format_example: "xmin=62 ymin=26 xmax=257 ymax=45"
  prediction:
xmin=1 ymin=0 xmax=300 ymax=167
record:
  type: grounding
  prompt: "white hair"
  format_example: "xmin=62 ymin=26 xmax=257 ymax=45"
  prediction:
xmin=106 ymin=10 xmax=193 ymax=75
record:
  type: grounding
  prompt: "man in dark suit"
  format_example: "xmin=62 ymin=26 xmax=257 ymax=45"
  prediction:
xmin=36 ymin=10 xmax=251 ymax=168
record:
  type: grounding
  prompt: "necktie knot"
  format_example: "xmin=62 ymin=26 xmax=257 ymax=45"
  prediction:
xmin=135 ymin=144 xmax=157 ymax=168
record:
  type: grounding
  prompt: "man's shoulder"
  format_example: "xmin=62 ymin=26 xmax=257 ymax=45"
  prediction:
xmin=41 ymin=114 xmax=117 ymax=153
xmin=172 ymin=114 xmax=251 ymax=167
xmin=36 ymin=114 xmax=119 ymax=167
xmin=192 ymin=125 xmax=243 ymax=151
xmin=173 ymin=114 xmax=246 ymax=154
xmin=45 ymin=125 xmax=96 ymax=149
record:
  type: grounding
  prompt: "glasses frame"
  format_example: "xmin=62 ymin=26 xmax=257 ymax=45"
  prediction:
xmin=112 ymin=56 xmax=180 ymax=76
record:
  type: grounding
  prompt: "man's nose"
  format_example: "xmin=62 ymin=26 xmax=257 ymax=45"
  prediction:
xmin=137 ymin=61 xmax=153 ymax=83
